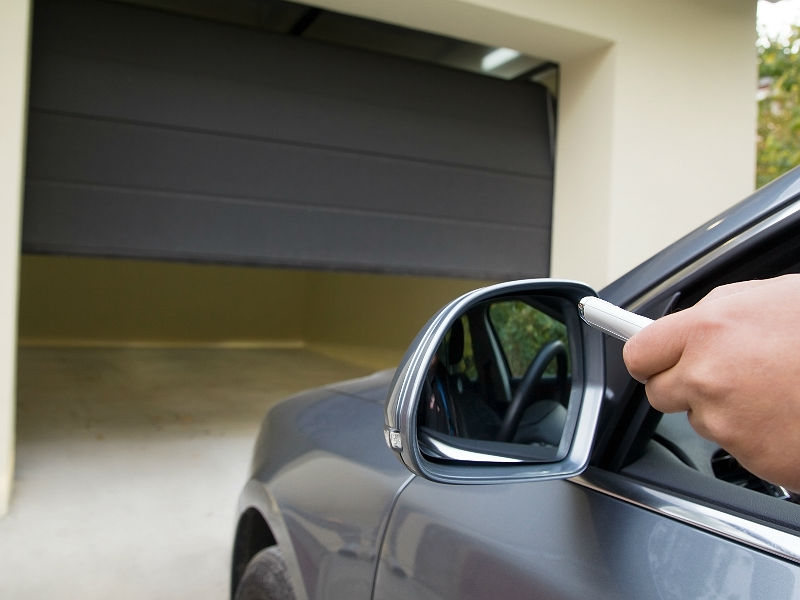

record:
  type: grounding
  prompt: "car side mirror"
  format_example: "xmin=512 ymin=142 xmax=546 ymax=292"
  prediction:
xmin=384 ymin=280 xmax=605 ymax=484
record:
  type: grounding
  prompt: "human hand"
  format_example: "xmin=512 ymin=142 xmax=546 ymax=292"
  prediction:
xmin=623 ymin=275 xmax=800 ymax=491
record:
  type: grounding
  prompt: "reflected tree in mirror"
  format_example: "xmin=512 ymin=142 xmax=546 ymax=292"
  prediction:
xmin=417 ymin=295 xmax=573 ymax=463
xmin=488 ymin=300 xmax=569 ymax=377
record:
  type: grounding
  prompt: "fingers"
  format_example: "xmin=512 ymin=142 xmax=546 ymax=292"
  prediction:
xmin=622 ymin=279 xmax=765 ymax=383
xmin=643 ymin=369 xmax=692 ymax=414
xmin=623 ymin=278 xmax=775 ymax=410
xmin=622 ymin=309 xmax=692 ymax=383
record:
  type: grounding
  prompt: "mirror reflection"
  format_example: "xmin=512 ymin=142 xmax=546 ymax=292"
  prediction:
xmin=418 ymin=295 xmax=573 ymax=462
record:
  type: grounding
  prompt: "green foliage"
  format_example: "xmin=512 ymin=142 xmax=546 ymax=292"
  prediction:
xmin=488 ymin=301 xmax=567 ymax=377
xmin=757 ymin=25 xmax=800 ymax=188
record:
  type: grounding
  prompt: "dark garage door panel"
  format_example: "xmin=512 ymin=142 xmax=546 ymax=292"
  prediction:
xmin=29 ymin=45 xmax=552 ymax=178
xmin=25 ymin=182 xmax=549 ymax=276
xmin=26 ymin=113 xmax=552 ymax=228
xmin=24 ymin=0 xmax=555 ymax=279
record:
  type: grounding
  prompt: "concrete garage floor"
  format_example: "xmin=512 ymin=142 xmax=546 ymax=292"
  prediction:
xmin=0 ymin=347 xmax=372 ymax=599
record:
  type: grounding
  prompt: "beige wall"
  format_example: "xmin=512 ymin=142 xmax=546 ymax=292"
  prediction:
xmin=0 ymin=0 xmax=30 ymax=514
xmin=18 ymin=256 xmax=311 ymax=346
xmin=306 ymin=0 xmax=758 ymax=288
xmin=304 ymin=271 xmax=490 ymax=369
xmin=19 ymin=256 xmax=488 ymax=370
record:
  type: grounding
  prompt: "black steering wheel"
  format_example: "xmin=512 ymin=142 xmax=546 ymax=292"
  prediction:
xmin=496 ymin=340 xmax=569 ymax=443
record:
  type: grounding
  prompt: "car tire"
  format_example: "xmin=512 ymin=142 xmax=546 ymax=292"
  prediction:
xmin=234 ymin=546 xmax=295 ymax=600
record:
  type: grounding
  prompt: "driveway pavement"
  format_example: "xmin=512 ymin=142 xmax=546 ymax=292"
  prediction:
xmin=1 ymin=347 xmax=370 ymax=599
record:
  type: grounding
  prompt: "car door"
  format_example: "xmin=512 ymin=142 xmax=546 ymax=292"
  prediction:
xmin=375 ymin=190 xmax=800 ymax=598
xmin=374 ymin=474 xmax=798 ymax=599
xmin=375 ymin=304 xmax=800 ymax=599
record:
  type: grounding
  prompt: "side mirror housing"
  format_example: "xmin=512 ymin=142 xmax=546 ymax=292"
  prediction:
xmin=384 ymin=279 xmax=605 ymax=484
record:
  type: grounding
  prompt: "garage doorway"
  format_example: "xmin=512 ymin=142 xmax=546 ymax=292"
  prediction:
xmin=10 ymin=1 xmax=558 ymax=595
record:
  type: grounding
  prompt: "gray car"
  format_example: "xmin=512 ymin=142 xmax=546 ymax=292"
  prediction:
xmin=231 ymin=169 xmax=800 ymax=599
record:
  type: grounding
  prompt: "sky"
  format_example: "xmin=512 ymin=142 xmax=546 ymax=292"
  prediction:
xmin=758 ymin=0 xmax=800 ymax=43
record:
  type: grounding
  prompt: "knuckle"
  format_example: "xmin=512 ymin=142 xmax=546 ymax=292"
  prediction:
xmin=688 ymin=409 xmax=736 ymax=447
xmin=643 ymin=378 xmax=667 ymax=411
xmin=683 ymin=368 xmax=718 ymax=398
xmin=644 ymin=375 xmax=684 ymax=413
xmin=680 ymin=355 xmax=732 ymax=400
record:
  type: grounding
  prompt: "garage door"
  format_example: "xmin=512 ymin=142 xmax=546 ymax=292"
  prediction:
xmin=23 ymin=0 xmax=555 ymax=280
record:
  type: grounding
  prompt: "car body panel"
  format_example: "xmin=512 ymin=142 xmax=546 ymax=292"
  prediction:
xmin=242 ymin=370 xmax=411 ymax=600
xmin=375 ymin=474 xmax=800 ymax=600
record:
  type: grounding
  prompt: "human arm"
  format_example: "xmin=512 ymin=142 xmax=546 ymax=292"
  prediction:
xmin=622 ymin=275 xmax=800 ymax=491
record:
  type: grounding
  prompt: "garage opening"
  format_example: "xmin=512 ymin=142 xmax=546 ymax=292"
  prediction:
xmin=22 ymin=0 xmax=559 ymax=359
xmin=11 ymin=0 xmax=559 ymax=594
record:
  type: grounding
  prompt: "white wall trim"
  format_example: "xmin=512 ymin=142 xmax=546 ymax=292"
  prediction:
xmin=0 ymin=0 xmax=31 ymax=516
